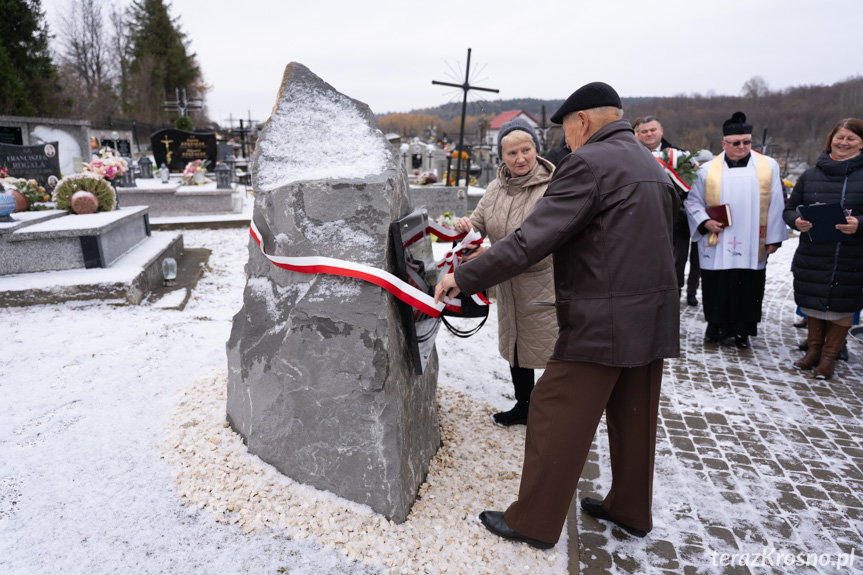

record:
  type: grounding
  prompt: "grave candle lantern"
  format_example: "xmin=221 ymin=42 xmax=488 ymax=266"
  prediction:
xmin=138 ymin=156 xmax=153 ymax=179
xmin=215 ymin=162 xmax=231 ymax=189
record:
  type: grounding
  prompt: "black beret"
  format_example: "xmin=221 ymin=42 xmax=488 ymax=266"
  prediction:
xmin=550 ymin=82 xmax=622 ymax=124
xmin=722 ymin=111 xmax=753 ymax=136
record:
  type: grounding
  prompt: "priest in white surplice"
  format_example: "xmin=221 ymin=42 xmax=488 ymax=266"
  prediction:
xmin=685 ymin=111 xmax=786 ymax=348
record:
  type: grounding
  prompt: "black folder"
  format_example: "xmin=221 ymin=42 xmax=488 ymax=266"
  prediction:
xmin=796 ymin=203 xmax=850 ymax=243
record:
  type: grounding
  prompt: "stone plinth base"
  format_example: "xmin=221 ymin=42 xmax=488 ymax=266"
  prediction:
xmin=120 ymin=179 xmax=240 ymax=217
xmin=0 ymin=206 xmax=151 ymax=275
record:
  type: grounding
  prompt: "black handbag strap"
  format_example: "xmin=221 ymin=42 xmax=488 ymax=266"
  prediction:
xmin=440 ymin=311 xmax=488 ymax=338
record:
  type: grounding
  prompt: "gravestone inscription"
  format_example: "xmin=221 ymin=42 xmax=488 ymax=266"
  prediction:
xmin=150 ymin=129 xmax=217 ymax=172
xmin=0 ymin=126 xmax=24 ymax=146
xmin=0 ymin=142 xmax=61 ymax=188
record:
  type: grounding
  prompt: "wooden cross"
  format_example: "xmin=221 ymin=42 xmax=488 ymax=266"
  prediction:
xmin=432 ymin=48 xmax=498 ymax=187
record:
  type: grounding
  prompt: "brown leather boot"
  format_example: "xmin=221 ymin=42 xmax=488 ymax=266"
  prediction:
xmin=793 ymin=318 xmax=827 ymax=370
xmin=814 ymin=323 xmax=851 ymax=379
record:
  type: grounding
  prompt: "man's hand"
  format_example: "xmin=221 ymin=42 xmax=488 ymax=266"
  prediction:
xmin=766 ymin=244 xmax=779 ymax=255
xmin=704 ymin=219 xmax=725 ymax=233
xmin=434 ymin=273 xmax=460 ymax=304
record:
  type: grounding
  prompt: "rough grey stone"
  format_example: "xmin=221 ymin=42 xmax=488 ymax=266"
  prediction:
xmin=226 ymin=62 xmax=439 ymax=523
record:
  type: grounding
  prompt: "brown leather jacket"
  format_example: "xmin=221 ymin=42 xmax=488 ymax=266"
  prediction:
xmin=455 ymin=119 xmax=680 ymax=367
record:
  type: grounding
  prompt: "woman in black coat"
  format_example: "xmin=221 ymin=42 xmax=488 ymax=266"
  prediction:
xmin=784 ymin=118 xmax=863 ymax=379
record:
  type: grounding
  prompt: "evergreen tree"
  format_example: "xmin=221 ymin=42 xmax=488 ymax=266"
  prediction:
xmin=127 ymin=0 xmax=200 ymax=122
xmin=0 ymin=0 xmax=63 ymax=116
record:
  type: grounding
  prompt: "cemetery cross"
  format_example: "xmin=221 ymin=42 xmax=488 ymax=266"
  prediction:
xmin=432 ymin=48 xmax=498 ymax=187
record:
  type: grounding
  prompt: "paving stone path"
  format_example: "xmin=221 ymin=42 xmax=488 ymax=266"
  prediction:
xmin=575 ymin=236 xmax=863 ymax=574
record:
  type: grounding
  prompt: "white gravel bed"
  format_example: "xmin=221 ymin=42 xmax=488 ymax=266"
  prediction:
xmin=162 ymin=370 xmax=568 ymax=574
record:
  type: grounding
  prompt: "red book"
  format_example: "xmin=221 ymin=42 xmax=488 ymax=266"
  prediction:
xmin=705 ymin=204 xmax=732 ymax=227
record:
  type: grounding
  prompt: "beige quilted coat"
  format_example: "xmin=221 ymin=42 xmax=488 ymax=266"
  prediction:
xmin=468 ymin=156 xmax=557 ymax=369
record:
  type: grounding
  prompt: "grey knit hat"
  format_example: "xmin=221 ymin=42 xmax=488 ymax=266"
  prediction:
xmin=497 ymin=118 xmax=541 ymax=160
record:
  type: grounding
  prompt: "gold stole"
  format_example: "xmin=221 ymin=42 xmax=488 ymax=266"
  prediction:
xmin=705 ymin=152 xmax=773 ymax=262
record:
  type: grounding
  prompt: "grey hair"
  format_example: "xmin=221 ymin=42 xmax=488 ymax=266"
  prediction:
xmin=641 ymin=115 xmax=661 ymax=127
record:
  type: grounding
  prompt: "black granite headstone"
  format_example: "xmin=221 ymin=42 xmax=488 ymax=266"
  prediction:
xmin=0 ymin=141 xmax=62 ymax=188
xmin=217 ymin=142 xmax=233 ymax=162
xmin=150 ymin=129 xmax=217 ymax=172
xmin=100 ymin=139 xmax=132 ymax=158
xmin=0 ymin=126 xmax=24 ymax=146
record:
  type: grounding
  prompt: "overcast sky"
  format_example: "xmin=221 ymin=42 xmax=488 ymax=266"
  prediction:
xmin=43 ymin=0 xmax=863 ymax=126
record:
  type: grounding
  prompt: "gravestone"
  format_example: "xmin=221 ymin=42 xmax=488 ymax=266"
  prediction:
xmin=150 ymin=129 xmax=217 ymax=172
xmin=0 ymin=126 xmax=23 ymax=145
xmin=225 ymin=62 xmax=440 ymax=523
xmin=100 ymin=138 xmax=132 ymax=158
xmin=217 ymin=142 xmax=233 ymax=162
xmin=0 ymin=142 xmax=62 ymax=188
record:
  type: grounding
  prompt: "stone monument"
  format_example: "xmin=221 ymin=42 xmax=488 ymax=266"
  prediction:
xmin=225 ymin=62 xmax=440 ymax=523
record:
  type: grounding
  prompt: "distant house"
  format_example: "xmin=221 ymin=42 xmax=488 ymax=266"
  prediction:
xmin=487 ymin=110 xmax=541 ymax=157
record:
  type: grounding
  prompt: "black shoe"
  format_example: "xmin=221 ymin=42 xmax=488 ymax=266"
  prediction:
xmin=794 ymin=317 xmax=808 ymax=328
xmin=493 ymin=402 xmax=528 ymax=427
xmin=735 ymin=335 xmax=750 ymax=349
xmin=838 ymin=341 xmax=849 ymax=361
xmin=687 ymin=295 xmax=698 ymax=306
xmin=580 ymin=498 xmax=647 ymax=538
xmin=478 ymin=511 xmax=554 ymax=549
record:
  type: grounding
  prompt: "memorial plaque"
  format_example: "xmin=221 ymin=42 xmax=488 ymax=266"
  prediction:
xmin=150 ymin=128 xmax=217 ymax=172
xmin=391 ymin=206 xmax=441 ymax=374
xmin=100 ymin=138 xmax=132 ymax=158
xmin=0 ymin=126 xmax=24 ymax=146
xmin=0 ymin=141 xmax=61 ymax=188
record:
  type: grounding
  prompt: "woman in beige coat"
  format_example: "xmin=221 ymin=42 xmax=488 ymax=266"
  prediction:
xmin=454 ymin=118 xmax=557 ymax=426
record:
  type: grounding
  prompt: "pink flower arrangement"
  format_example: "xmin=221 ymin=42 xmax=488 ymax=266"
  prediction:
xmin=83 ymin=147 xmax=128 ymax=181
xmin=181 ymin=159 xmax=210 ymax=185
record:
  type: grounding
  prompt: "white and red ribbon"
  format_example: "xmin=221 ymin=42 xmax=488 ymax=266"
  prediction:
xmin=656 ymin=149 xmax=691 ymax=192
xmin=249 ymin=219 xmax=489 ymax=319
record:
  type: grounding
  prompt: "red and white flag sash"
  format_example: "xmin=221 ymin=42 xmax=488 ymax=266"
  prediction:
xmin=655 ymin=149 xmax=691 ymax=192
xmin=249 ymin=219 xmax=489 ymax=319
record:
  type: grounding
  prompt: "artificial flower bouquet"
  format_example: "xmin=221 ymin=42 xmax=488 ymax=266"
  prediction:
xmin=84 ymin=147 xmax=129 ymax=181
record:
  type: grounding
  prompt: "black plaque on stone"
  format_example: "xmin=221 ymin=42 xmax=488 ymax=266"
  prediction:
xmin=0 ymin=126 xmax=24 ymax=145
xmin=100 ymin=139 xmax=132 ymax=158
xmin=0 ymin=141 xmax=61 ymax=188
xmin=390 ymin=206 xmax=441 ymax=375
xmin=151 ymin=128 xmax=217 ymax=172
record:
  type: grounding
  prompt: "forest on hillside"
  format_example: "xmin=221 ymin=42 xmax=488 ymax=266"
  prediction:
xmin=378 ymin=77 xmax=863 ymax=166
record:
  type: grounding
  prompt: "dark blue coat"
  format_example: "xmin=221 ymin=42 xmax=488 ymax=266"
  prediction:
xmin=783 ymin=151 xmax=863 ymax=313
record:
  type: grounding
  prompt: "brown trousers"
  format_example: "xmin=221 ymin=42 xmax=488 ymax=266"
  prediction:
xmin=502 ymin=358 xmax=664 ymax=543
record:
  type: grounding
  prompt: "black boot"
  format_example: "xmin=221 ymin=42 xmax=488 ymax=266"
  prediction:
xmin=493 ymin=362 xmax=534 ymax=427
xmin=493 ymin=401 xmax=529 ymax=427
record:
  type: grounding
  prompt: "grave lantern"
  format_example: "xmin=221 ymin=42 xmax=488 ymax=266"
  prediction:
xmin=159 ymin=163 xmax=170 ymax=184
xmin=138 ymin=156 xmax=153 ymax=179
xmin=225 ymin=153 xmax=237 ymax=182
xmin=161 ymin=257 xmax=178 ymax=286
xmin=115 ymin=163 xmax=136 ymax=188
xmin=215 ymin=162 xmax=231 ymax=189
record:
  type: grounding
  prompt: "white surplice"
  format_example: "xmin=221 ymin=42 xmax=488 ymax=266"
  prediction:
xmin=684 ymin=152 xmax=786 ymax=271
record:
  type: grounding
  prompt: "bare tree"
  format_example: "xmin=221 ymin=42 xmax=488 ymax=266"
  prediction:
xmin=109 ymin=4 xmax=132 ymax=114
xmin=55 ymin=0 xmax=116 ymax=119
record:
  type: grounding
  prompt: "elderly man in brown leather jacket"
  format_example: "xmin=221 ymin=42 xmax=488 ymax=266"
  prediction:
xmin=435 ymin=82 xmax=680 ymax=548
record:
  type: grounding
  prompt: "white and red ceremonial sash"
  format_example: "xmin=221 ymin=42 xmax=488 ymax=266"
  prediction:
xmin=655 ymin=148 xmax=691 ymax=192
xmin=249 ymin=219 xmax=489 ymax=319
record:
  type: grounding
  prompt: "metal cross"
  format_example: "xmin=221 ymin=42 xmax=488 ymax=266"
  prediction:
xmin=432 ymin=48 xmax=499 ymax=187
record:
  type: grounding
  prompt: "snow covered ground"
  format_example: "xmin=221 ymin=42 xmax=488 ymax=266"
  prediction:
xmin=0 ymin=227 xmax=560 ymax=575
xmin=3 ymin=227 xmax=861 ymax=575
